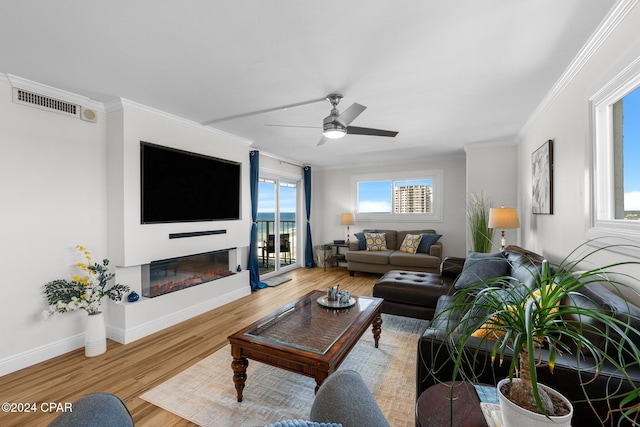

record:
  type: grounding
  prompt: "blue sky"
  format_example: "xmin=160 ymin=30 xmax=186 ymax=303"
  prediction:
xmin=258 ymin=180 xmax=296 ymax=213
xmin=624 ymin=86 xmax=640 ymax=209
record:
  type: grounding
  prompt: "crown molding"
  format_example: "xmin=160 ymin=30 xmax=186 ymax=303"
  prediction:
xmin=5 ymin=74 xmax=105 ymax=112
xmin=105 ymin=98 xmax=254 ymax=146
xmin=518 ymin=0 xmax=639 ymax=139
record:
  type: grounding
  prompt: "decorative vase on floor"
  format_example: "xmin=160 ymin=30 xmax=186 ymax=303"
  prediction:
xmin=84 ymin=312 xmax=107 ymax=357
xmin=497 ymin=378 xmax=573 ymax=427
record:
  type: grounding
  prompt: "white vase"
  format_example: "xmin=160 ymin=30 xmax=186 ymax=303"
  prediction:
xmin=497 ymin=378 xmax=573 ymax=427
xmin=84 ymin=312 xmax=107 ymax=357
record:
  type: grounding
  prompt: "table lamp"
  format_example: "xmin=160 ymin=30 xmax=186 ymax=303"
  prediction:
xmin=341 ymin=212 xmax=355 ymax=243
xmin=488 ymin=206 xmax=520 ymax=251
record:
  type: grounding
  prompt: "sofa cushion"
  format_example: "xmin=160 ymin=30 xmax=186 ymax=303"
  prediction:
xmin=346 ymin=249 xmax=392 ymax=265
xmin=399 ymin=234 xmax=422 ymax=254
xmin=389 ymin=252 xmax=441 ymax=269
xmin=454 ymin=251 xmax=510 ymax=291
xmin=417 ymin=233 xmax=441 ymax=254
xmin=365 ymin=232 xmax=387 ymax=251
xmin=564 ymin=281 xmax=640 ymax=363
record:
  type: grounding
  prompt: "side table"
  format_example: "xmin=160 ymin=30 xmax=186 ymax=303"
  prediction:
xmin=324 ymin=243 xmax=350 ymax=270
xmin=416 ymin=381 xmax=489 ymax=427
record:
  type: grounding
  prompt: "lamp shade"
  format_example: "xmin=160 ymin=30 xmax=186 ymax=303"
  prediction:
xmin=488 ymin=207 xmax=520 ymax=229
xmin=341 ymin=212 xmax=355 ymax=225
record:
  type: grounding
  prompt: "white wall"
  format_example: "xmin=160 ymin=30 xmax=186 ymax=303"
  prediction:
xmin=311 ymin=156 xmax=467 ymax=258
xmin=516 ymin=3 xmax=640 ymax=267
xmin=0 ymin=81 xmax=109 ymax=374
xmin=466 ymin=143 xmax=518 ymax=251
xmin=0 ymin=82 xmax=254 ymax=375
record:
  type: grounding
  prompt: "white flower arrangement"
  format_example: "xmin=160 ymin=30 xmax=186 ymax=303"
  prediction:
xmin=43 ymin=245 xmax=129 ymax=319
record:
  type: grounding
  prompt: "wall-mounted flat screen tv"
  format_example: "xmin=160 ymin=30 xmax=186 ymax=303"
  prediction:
xmin=141 ymin=142 xmax=241 ymax=224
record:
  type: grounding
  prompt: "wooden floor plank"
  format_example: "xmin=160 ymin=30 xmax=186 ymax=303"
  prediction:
xmin=0 ymin=267 xmax=379 ymax=427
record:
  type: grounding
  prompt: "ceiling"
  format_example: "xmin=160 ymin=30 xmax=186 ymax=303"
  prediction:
xmin=0 ymin=1 xmax=616 ymax=168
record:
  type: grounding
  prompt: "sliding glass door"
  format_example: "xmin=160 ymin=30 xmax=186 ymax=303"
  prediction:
xmin=258 ymin=177 xmax=298 ymax=277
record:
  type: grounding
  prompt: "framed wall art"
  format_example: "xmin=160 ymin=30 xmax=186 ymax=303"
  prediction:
xmin=532 ymin=139 xmax=553 ymax=214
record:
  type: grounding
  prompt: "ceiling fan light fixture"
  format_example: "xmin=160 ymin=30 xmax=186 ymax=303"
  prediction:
xmin=323 ymin=110 xmax=346 ymax=139
xmin=323 ymin=126 xmax=347 ymax=139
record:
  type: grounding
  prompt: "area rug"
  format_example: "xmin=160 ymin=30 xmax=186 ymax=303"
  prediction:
xmin=141 ymin=314 xmax=427 ymax=427
xmin=263 ymin=276 xmax=292 ymax=287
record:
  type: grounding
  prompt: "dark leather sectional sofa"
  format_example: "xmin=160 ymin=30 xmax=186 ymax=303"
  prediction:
xmin=373 ymin=245 xmax=640 ymax=426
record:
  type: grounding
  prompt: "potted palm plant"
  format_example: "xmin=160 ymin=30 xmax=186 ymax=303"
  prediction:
xmin=467 ymin=192 xmax=494 ymax=253
xmin=438 ymin=241 xmax=640 ymax=426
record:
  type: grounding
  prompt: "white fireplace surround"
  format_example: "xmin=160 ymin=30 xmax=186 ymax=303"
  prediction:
xmin=105 ymin=99 xmax=252 ymax=344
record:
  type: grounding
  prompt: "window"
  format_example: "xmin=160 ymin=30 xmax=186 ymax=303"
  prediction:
xmin=352 ymin=170 xmax=442 ymax=222
xmin=590 ymin=58 xmax=640 ymax=241
xmin=614 ymin=86 xmax=640 ymax=220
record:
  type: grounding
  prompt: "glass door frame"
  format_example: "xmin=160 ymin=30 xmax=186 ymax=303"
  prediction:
xmin=258 ymin=172 xmax=302 ymax=279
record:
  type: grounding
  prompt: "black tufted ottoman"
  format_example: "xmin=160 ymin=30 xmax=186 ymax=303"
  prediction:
xmin=372 ymin=270 xmax=455 ymax=320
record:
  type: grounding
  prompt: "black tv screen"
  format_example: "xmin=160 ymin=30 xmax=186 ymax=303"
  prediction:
xmin=141 ymin=142 xmax=241 ymax=224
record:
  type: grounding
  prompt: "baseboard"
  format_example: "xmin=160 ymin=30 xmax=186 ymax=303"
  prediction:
xmin=1 ymin=287 xmax=250 ymax=377
xmin=108 ymin=286 xmax=250 ymax=344
xmin=0 ymin=334 xmax=84 ymax=377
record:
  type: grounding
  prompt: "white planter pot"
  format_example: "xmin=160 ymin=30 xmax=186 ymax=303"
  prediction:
xmin=497 ymin=378 xmax=573 ymax=427
xmin=84 ymin=312 xmax=107 ymax=357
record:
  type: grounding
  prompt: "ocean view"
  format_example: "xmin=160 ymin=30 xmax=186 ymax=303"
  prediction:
xmin=256 ymin=212 xmax=297 ymax=240
xmin=257 ymin=212 xmax=296 ymax=221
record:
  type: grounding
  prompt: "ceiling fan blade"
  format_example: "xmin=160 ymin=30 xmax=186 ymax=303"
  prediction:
xmin=202 ymin=97 xmax=326 ymax=125
xmin=347 ymin=126 xmax=399 ymax=137
xmin=317 ymin=136 xmax=329 ymax=146
xmin=334 ymin=102 xmax=366 ymax=127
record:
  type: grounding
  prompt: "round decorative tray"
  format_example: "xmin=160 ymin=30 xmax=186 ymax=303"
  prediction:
xmin=317 ymin=295 xmax=356 ymax=309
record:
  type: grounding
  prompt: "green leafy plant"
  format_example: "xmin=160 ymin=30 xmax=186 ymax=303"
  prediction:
xmin=467 ymin=192 xmax=494 ymax=253
xmin=435 ymin=241 xmax=640 ymax=424
xmin=43 ymin=245 xmax=129 ymax=318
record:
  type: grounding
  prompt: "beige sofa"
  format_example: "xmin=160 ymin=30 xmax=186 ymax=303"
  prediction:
xmin=346 ymin=229 xmax=442 ymax=276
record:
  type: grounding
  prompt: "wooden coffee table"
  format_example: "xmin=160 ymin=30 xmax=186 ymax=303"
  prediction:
xmin=227 ymin=290 xmax=383 ymax=402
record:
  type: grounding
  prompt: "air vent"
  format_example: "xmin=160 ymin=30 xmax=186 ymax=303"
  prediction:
xmin=12 ymin=87 xmax=81 ymax=119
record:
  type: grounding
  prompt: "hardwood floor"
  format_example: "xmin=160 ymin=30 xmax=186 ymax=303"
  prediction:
xmin=0 ymin=267 xmax=379 ymax=427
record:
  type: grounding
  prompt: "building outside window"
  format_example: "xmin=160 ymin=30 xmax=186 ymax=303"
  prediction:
xmin=612 ymin=86 xmax=640 ymax=220
xmin=589 ymin=58 xmax=640 ymax=243
xmin=394 ymin=182 xmax=432 ymax=213
xmin=352 ymin=170 xmax=442 ymax=222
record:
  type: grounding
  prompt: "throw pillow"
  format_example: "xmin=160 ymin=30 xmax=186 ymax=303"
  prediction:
xmin=471 ymin=313 xmax=509 ymax=340
xmin=399 ymin=233 xmax=423 ymax=254
xmin=354 ymin=232 xmax=366 ymax=250
xmin=454 ymin=251 xmax=509 ymax=291
xmin=365 ymin=232 xmax=387 ymax=251
xmin=417 ymin=233 xmax=442 ymax=253
xmin=470 ymin=284 xmax=559 ymax=341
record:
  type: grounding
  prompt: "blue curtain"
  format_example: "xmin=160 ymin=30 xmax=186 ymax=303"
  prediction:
xmin=248 ymin=151 xmax=267 ymax=290
xmin=304 ymin=166 xmax=316 ymax=268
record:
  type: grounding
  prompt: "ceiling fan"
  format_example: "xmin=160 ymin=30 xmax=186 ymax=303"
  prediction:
xmin=267 ymin=93 xmax=399 ymax=146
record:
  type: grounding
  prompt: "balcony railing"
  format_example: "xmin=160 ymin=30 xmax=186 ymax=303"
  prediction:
xmin=257 ymin=219 xmax=296 ymax=271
